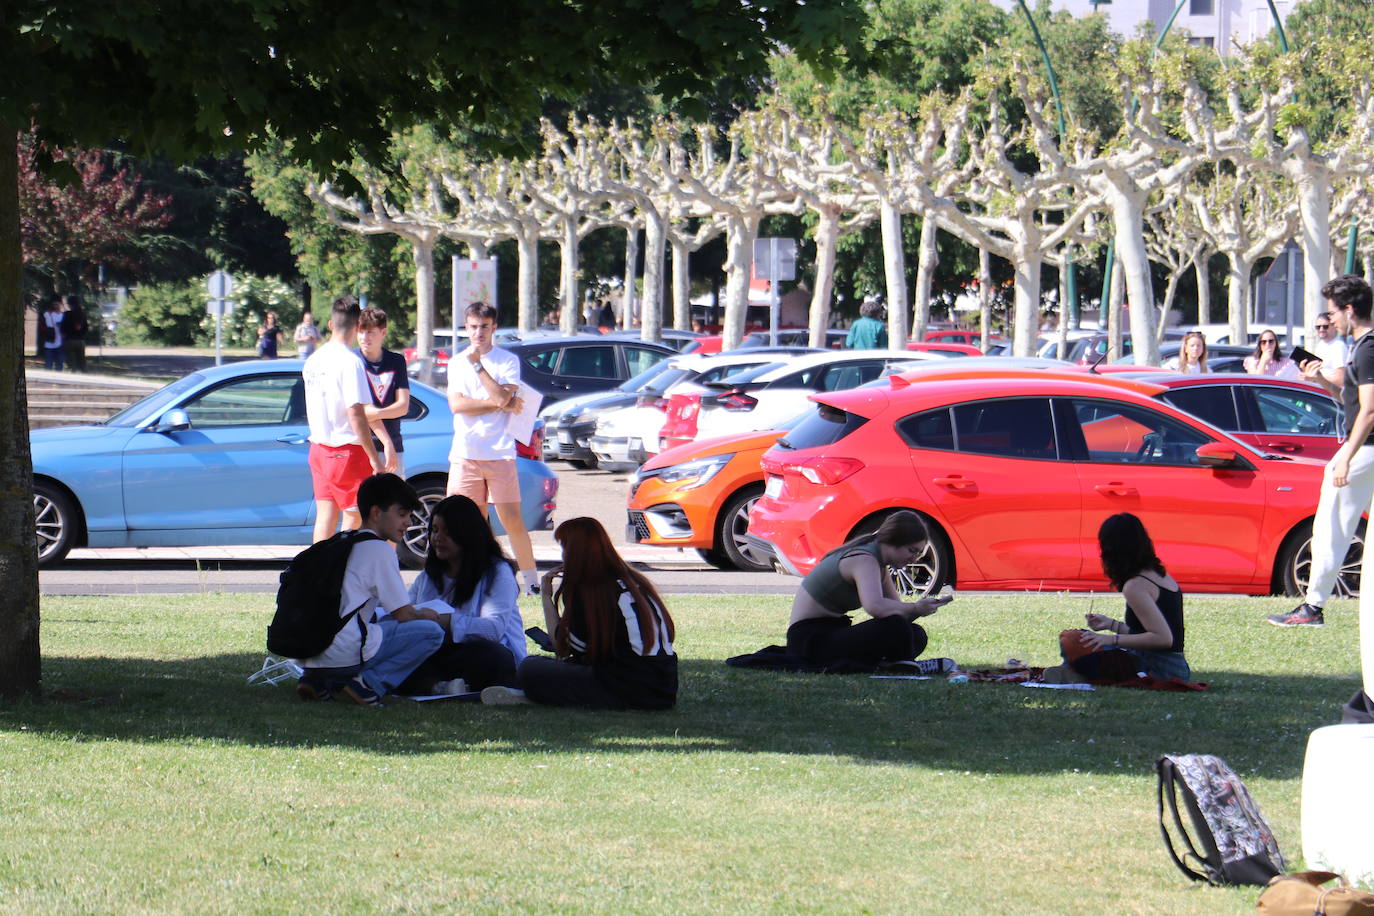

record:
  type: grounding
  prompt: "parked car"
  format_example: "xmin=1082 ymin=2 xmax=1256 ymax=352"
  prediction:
xmin=690 ymin=349 xmax=935 ymax=443
xmin=605 ymin=328 xmax=703 ymax=351
xmin=590 ymin=347 xmax=820 ymax=469
xmin=30 ymin=361 xmax=558 ymax=569
xmin=1114 ymin=342 xmax=1254 ymax=373
xmin=629 ymin=423 xmax=798 ymax=571
xmin=746 ymin=368 xmax=1347 ymax=597
xmin=741 ymin=329 xmax=849 ymax=349
xmin=923 ymin=329 xmax=1006 ymax=348
xmin=503 ymin=335 xmax=676 ymax=406
xmin=656 ymin=348 xmax=823 ymax=452
xmin=1112 ymin=372 xmax=1343 ymax=461
xmin=1047 ymin=330 xmax=1189 ymax=365
xmin=905 ymin=341 xmax=983 ymax=357
xmin=540 ymin=358 xmax=689 ymax=468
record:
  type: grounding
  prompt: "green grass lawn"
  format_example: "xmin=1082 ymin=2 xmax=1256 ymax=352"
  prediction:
xmin=0 ymin=593 xmax=1361 ymax=914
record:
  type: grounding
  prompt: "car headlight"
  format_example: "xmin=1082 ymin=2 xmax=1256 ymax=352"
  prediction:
xmin=639 ymin=453 xmax=733 ymax=490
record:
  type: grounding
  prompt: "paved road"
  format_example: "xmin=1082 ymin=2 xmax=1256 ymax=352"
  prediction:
xmin=41 ymin=462 xmax=797 ymax=597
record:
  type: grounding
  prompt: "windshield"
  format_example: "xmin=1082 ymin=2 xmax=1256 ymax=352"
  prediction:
xmin=102 ymin=373 xmax=205 ymax=428
xmin=618 ymin=360 xmax=675 ymax=393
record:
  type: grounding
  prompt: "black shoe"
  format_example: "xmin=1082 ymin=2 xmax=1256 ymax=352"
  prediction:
xmin=342 ymin=677 xmax=385 ymax=707
xmin=296 ymin=678 xmax=333 ymax=702
xmin=1267 ymin=604 xmax=1325 ymax=627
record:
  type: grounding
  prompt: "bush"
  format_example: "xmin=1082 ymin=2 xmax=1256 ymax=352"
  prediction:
xmin=118 ymin=274 xmax=303 ymax=348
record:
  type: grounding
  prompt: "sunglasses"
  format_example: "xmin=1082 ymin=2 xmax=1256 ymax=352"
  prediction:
xmin=1261 ymin=338 xmax=1277 ymax=344
xmin=1315 ymin=323 xmax=1331 ymax=330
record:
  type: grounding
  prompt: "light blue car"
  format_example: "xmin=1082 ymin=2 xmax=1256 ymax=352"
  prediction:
xmin=31 ymin=360 xmax=558 ymax=568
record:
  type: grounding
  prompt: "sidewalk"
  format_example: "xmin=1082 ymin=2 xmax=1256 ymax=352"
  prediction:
xmin=64 ymin=541 xmax=705 ymax=566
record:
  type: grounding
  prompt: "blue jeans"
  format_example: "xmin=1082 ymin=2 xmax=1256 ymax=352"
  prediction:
xmin=44 ymin=346 xmax=64 ymax=370
xmin=305 ymin=617 xmax=444 ymax=697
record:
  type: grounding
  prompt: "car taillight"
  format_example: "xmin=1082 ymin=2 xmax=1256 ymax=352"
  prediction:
xmin=718 ymin=390 xmax=757 ymax=411
xmin=764 ymin=455 xmax=864 ymax=486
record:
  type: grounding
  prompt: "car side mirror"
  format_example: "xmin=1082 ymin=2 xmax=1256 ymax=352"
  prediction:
xmin=1196 ymin=442 xmax=1239 ymax=467
xmin=151 ymin=408 xmax=191 ymax=434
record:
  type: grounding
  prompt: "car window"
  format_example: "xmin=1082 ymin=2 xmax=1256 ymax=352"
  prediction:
xmin=1252 ymin=386 xmax=1341 ymax=435
xmin=775 ymin=403 xmax=869 ymax=451
xmin=1158 ymin=385 xmax=1240 ymax=431
xmin=698 ymin=361 xmax=774 ymax=385
xmin=183 ymin=375 xmax=301 ymax=428
xmin=896 ymin=408 xmax=955 ymax=451
xmin=557 ymin=346 xmax=617 ymax=379
xmin=522 ymin=348 xmax=559 ymax=373
xmin=950 ymin=398 xmax=1057 ymax=459
xmin=1069 ymin=399 xmax=1210 ymax=465
xmin=623 ymin=346 xmax=670 ymax=378
xmin=104 ymin=373 xmax=205 ymax=427
xmin=819 ymin=361 xmax=885 ymax=392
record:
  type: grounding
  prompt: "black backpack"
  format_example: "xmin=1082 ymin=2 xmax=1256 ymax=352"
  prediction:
xmin=1156 ymin=753 xmax=1285 ymax=887
xmin=266 ymin=530 xmax=381 ymax=660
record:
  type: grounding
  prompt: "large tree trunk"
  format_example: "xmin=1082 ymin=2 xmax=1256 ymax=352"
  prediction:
xmin=1226 ymin=253 xmax=1252 ymax=346
xmin=621 ymin=224 xmax=639 ymax=330
xmin=879 ymin=198 xmax=908 ymax=345
xmin=1156 ymin=270 xmax=1181 ymax=346
xmin=1108 ymin=256 xmax=1125 ymax=362
xmin=512 ymin=228 xmax=542 ymax=334
xmin=1293 ymin=165 xmax=1333 ymax=330
xmin=808 ymin=207 xmax=840 ymax=349
xmin=641 ymin=208 xmax=665 ymax=342
xmin=1103 ymin=183 xmax=1160 ymax=365
xmin=671 ymin=237 xmax=691 ymax=331
xmin=558 ymin=216 xmax=579 ymax=334
xmin=411 ymin=234 xmax=437 ymax=384
xmin=0 ymin=126 xmax=42 ymax=697
xmin=1195 ymin=254 xmax=1211 ymax=325
xmin=1011 ymin=245 xmax=1042 ymax=358
xmin=910 ymin=210 xmax=938 ymax=343
xmin=721 ymin=213 xmax=759 ymax=350
xmin=978 ymin=247 xmax=993 ymax=353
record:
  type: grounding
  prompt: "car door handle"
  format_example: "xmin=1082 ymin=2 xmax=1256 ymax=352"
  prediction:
xmin=276 ymin=433 xmax=309 ymax=445
xmin=932 ymin=475 xmax=975 ymax=489
xmin=1262 ymin=441 xmax=1301 ymax=453
xmin=1094 ymin=483 xmax=1138 ymax=496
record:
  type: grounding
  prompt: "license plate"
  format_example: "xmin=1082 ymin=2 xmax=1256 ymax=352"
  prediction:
xmin=764 ymin=475 xmax=783 ymax=499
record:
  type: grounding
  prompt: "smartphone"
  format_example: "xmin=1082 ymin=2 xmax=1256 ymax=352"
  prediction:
xmin=1290 ymin=345 xmax=1321 ymax=367
xmin=525 ymin=626 xmax=555 ymax=652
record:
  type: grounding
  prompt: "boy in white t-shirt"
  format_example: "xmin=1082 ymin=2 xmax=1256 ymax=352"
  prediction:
xmin=295 ymin=474 xmax=444 ymax=706
xmin=303 ymin=295 xmax=384 ymax=543
xmin=446 ymin=301 xmax=539 ymax=594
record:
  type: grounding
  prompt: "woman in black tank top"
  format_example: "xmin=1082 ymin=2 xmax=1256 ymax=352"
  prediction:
xmin=1053 ymin=513 xmax=1191 ymax=683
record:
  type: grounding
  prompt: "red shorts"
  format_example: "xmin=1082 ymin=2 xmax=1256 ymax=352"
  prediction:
xmin=309 ymin=443 xmax=372 ymax=510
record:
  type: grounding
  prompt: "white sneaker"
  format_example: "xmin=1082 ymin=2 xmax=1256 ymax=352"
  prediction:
xmin=432 ymin=678 xmax=469 ymax=696
xmin=481 ymin=686 xmax=531 ymax=705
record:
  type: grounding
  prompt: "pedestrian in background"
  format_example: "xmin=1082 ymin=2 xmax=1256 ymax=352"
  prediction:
xmin=294 ymin=311 xmax=321 ymax=359
xmin=41 ymin=296 xmax=65 ymax=370
xmin=845 ymin=298 xmax=888 ymax=350
xmin=61 ymin=294 xmax=88 ymax=372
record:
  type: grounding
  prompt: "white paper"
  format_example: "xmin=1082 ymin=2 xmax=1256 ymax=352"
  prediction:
xmin=414 ymin=598 xmax=454 ymax=615
xmin=1021 ymin=681 xmax=1095 ymax=691
xmin=507 ymin=381 xmax=543 ymax=446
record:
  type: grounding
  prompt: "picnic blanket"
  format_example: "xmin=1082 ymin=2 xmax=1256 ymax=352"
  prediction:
xmin=965 ymin=664 xmax=1208 ymax=692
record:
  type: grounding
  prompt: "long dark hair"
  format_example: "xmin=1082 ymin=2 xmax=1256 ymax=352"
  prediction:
xmin=1098 ymin=512 xmax=1166 ymax=590
xmin=823 ymin=510 xmax=928 ymax=564
xmin=423 ymin=495 xmax=514 ymax=605
xmin=551 ymin=517 xmax=673 ymax=661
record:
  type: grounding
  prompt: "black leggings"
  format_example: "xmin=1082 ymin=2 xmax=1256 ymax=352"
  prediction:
xmin=517 ymin=655 xmax=626 ymax=709
xmin=396 ymin=638 xmax=518 ymax=694
xmin=786 ymin=615 xmax=928 ymax=666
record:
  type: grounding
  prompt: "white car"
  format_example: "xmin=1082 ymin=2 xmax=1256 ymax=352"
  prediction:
xmin=589 ymin=348 xmax=819 ymax=471
xmin=691 ymin=349 xmax=940 ymax=441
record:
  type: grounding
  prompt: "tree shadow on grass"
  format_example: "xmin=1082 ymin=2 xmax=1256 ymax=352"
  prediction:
xmin=0 ymin=652 xmax=1357 ymax=780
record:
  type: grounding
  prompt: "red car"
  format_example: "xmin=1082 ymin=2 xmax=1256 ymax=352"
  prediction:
xmin=747 ymin=369 xmax=1349 ymax=597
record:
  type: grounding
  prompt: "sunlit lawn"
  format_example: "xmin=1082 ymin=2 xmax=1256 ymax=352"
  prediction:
xmin=0 ymin=592 xmax=1360 ymax=914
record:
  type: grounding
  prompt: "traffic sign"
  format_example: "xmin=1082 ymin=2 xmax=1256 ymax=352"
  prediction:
xmin=207 ymin=270 xmax=234 ymax=300
xmin=753 ymin=238 xmax=797 ymax=282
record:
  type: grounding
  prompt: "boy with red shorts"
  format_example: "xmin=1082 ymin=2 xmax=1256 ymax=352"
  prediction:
xmin=304 ymin=295 xmax=384 ymax=542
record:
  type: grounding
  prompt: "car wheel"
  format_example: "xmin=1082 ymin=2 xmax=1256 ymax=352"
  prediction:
xmin=34 ymin=482 xmax=79 ymax=568
xmin=697 ymin=548 xmax=732 ymax=570
xmin=1277 ymin=519 xmax=1363 ymax=598
xmin=715 ymin=485 xmax=771 ymax=572
xmin=398 ymin=478 xmax=447 ymax=570
xmin=568 ymin=458 xmax=595 ymax=470
xmin=849 ymin=511 xmax=953 ymax=598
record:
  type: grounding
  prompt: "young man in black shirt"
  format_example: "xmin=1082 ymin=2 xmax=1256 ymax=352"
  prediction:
xmin=356 ymin=307 xmax=411 ymax=476
xmin=1274 ymin=275 xmax=1374 ymax=627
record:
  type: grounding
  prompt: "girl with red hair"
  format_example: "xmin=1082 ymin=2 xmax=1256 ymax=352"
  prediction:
xmin=481 ymin=517 xmax=678 ymax=709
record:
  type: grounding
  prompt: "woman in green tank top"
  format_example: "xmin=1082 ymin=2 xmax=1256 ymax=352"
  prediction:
xmin=785 ymin=511 xmax=955 ymax=670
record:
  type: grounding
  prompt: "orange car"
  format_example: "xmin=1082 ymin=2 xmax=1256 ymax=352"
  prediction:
xmin=627 ymin=426 xmax=786 ymax=571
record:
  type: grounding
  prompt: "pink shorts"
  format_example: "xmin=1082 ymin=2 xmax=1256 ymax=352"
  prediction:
xmin=309 ymin=443 xmax=372 ymax=510
xmin=448 ymin=458 xmax=520 ymax=505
